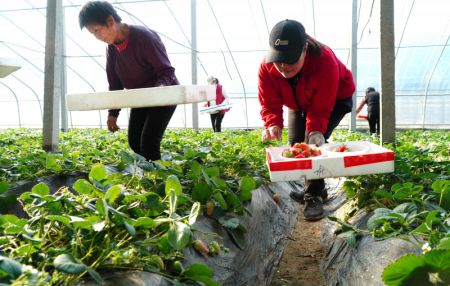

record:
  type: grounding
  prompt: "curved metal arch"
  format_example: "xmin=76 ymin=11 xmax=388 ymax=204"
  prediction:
xmin=0 ymin=82 xmax=22 ymax=127
xmin=11 ymin=74 xmax=43 ymax=120
xmin=422 ymin=34 xmax=450 ymax=129
xmin=206 ymin=0 xmax=249 ymax=128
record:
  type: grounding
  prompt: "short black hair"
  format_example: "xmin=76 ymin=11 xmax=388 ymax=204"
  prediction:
xmin=79 ymin=1 xmax=122 ymax=29
xmin=366 ymin=87 xmax=376 ymax=94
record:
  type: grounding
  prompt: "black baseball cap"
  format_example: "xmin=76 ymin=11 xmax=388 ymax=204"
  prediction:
xmin=266 ymin=19 xmax=307 ymax=64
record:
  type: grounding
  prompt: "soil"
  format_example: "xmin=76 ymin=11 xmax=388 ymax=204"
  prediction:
xmin=270 ymin=205 xmax=326 ymax=286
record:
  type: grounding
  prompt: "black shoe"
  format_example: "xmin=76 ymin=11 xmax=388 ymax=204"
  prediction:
xmin=304 ymin=196 xmax=324 ymax=221
xmin=290 ymin=189 xmax=328 ymax=204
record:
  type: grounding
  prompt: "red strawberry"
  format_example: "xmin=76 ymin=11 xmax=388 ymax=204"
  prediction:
xmin=295 ymin=154 xmax=305 ymax=158
xmin=301 ymin=150 xmax=310 ymax=158
xmin=290 ymin=147 xmax=301 ymax=156
xmin=193 ymin=240 xmax=209 ymax=254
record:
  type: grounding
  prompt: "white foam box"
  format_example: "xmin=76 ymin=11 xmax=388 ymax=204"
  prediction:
xmin=266 ymin=141 xmax=394 ymax=182
xmin=0 ymin=57 xmax=21 ymax=78
xmin=67 ymin=85 xmax=216 ymax=111
xmin=199 ymin=103 xmax=233 ymax=114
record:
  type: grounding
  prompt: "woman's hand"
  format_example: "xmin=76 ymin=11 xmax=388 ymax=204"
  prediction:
xmin=261 ymin=125 xmax=282 ymax=141
xmin=308 ymin=131 xmax=325 ymax=146
xmin=107 ymin=115 xmax=120 ymax=132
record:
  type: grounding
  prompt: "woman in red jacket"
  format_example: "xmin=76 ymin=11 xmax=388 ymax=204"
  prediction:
xmin=258 ymin=19 xmax=355 ymax=221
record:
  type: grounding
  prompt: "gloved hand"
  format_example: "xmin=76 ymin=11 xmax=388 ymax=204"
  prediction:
xmin=261 ymin=125 xmax=282 ymax=141
xmin=308 ymin=131 xmax=325 ymax=146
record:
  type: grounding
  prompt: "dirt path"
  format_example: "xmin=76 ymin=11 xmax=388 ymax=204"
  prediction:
xmin=270 ymin=208 xmax=326 ymax=286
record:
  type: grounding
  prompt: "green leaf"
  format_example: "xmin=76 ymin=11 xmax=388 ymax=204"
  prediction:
xmin=165 ymin=175 xmax=182 ymax=196
xmin=382 ymin=254 xmax=427 ymax=286
xmin=73 ymin=179 xmax=95 ymax=195
xmin=0 ymin=181 xmax=8 ymax=194
xmin=213 ymin=192 xmax=227 ymax=210
xmin=89 ymin=163 xmax=107 ymax=182
xmin=31 ymin=182 xmax=49 ymax=197
xmin=46 ymin=215 xmax=70 ymax=227
xmin=0 ymin=256 xmax=22 ymax=279
xmin=135 ymin=217 xmax=156 ymax=229
xmin=191 ymin=183 xmax=212 ymax=204
xmin=105 ymin=185 xmax=122 ymax=204
xmin=87 ymin=268 xmax=104 ymax=284
xmin=187 ymin=275 xmax=221 ymax=286
xmin=205 ymin=167 xmax=219 ymax=178
xmin=124 ymin=220 xmax=136 ymax=237
xmin=219 ymin=217 xmax=240 ymax=229
xmin=189 ymin=161 xmax=203 ymax=179
xmin=337 ymin=231 xmax=358 ymax=248
xmin=437 ymin=238 xmax=450 ymax=250
xmin=182 ymin=263 xmax=214 ymax=278
xmin=239 ymin=176 xmax=256 ymax=192
xmin=188 ymin=202 xmax=200 ymax=226
xmin=168 ymin=222 xmax=191 ymax=250
xmin=46 ymin=153 xmax=62 ymax=172
xmin=393 ymin=203 xmax=417 ymax=214
xmin=239 ymin=189 xmax=252 ymax=202
xmin=54 ymin=254 xmax=87 ymax=274
xmin=423 ymin=249 xmax=450 ymax=272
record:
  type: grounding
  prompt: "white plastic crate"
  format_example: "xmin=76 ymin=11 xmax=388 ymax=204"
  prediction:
xmin=266 ymin=141 xmax=394 ymax=182
xmin=67 ymin=85 xmax=215 ymax=111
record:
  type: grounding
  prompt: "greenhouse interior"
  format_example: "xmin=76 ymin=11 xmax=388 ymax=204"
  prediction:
xmin=0 ymin=0 xmax=449 ymax=285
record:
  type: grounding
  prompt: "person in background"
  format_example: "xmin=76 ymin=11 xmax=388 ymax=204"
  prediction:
xmin=206 ymin=76 xmax=229 ymax=132
xmin=258 ymin=19 xmax=355 ymax=221
xmin=356 ymin=87 xmax=380 ymax=135
xmin=79 ymin=1 xmax=178 ymax=161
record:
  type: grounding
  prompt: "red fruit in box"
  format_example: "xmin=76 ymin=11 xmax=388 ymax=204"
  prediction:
xmin=290 ymin=147 xmax=301 ymax=156
xmin=301 ymin=150 xmax=310 ymax=158
xmin=282 ymin=149 xmax=294 ymax=158
xmin=295 ymin=154 xmax=305 ymax=158
xmin=312 ymin=149 xmax=322 ymax=156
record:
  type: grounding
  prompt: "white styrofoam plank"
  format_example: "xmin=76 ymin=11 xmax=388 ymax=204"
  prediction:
xmin=266 ymin=141 xmax=395 ymax=181
xmin=67 ymin=85 xmax=216 ymax=111
xmin=199 ymin=103 xmax=233 ymax=114
xmin=0 ymin=58 xmax=21 ymax=78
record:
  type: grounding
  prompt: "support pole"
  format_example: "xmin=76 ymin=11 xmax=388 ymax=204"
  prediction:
xmin=191 ymin=0 xmax=199 ymax=130
xmin=43 ymin=0 xmax=63 ymax=151
xmin=379 ymin=0 xmax=396 ymax=143
xmin=350 ymin=0 xmax=358 ymax=131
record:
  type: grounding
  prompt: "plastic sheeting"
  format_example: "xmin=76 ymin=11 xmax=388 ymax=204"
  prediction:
xmin=320 ymin=188 xmax=421 ymax=286
xmin=3 ymin=172 xmax=304 ymax=285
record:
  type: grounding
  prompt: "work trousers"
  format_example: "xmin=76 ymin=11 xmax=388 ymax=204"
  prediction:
xmin=128 ymin=105 xmax=176 ymax=161
xmin=210 ymin=113 xmax=225 ymax=132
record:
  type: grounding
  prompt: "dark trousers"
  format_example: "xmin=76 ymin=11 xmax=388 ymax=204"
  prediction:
xmin=128 ymin=105 xmax=176 ymax=161
xmin=210 ymin=113 xmax=225 ymax=132
xmin=287 ymin=96 xmax=353 ymax=196
xmin=367 ymin=110 xmax=379 ymax=134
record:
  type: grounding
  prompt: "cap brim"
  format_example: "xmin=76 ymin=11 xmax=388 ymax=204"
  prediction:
xmin=266 ymin=48 xmax=301 ymax=64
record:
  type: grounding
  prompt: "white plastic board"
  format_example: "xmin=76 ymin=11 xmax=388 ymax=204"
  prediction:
xmin=266 ymin=141 xmax=394 ymax=182
xmin=0 ymin=58 xmax=21 ymax=78
xmin=199 ymin=103 xmax=233 ymax=114
xmin=67 ymin=85 xmax=216 ymax=111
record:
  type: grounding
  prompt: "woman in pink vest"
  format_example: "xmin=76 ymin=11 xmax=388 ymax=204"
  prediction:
xmin=206 ymin=76 xmax=229 ymax=132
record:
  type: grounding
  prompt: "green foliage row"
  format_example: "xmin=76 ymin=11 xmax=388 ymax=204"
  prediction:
xmin=0 ymin=128 xmax=273 ymax=285
xmin=331 ymin=129 xmax=450 ymax=286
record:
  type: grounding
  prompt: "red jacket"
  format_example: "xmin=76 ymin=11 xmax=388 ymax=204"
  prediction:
xmin=258 ymin=44 xmax=355 ymax=134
